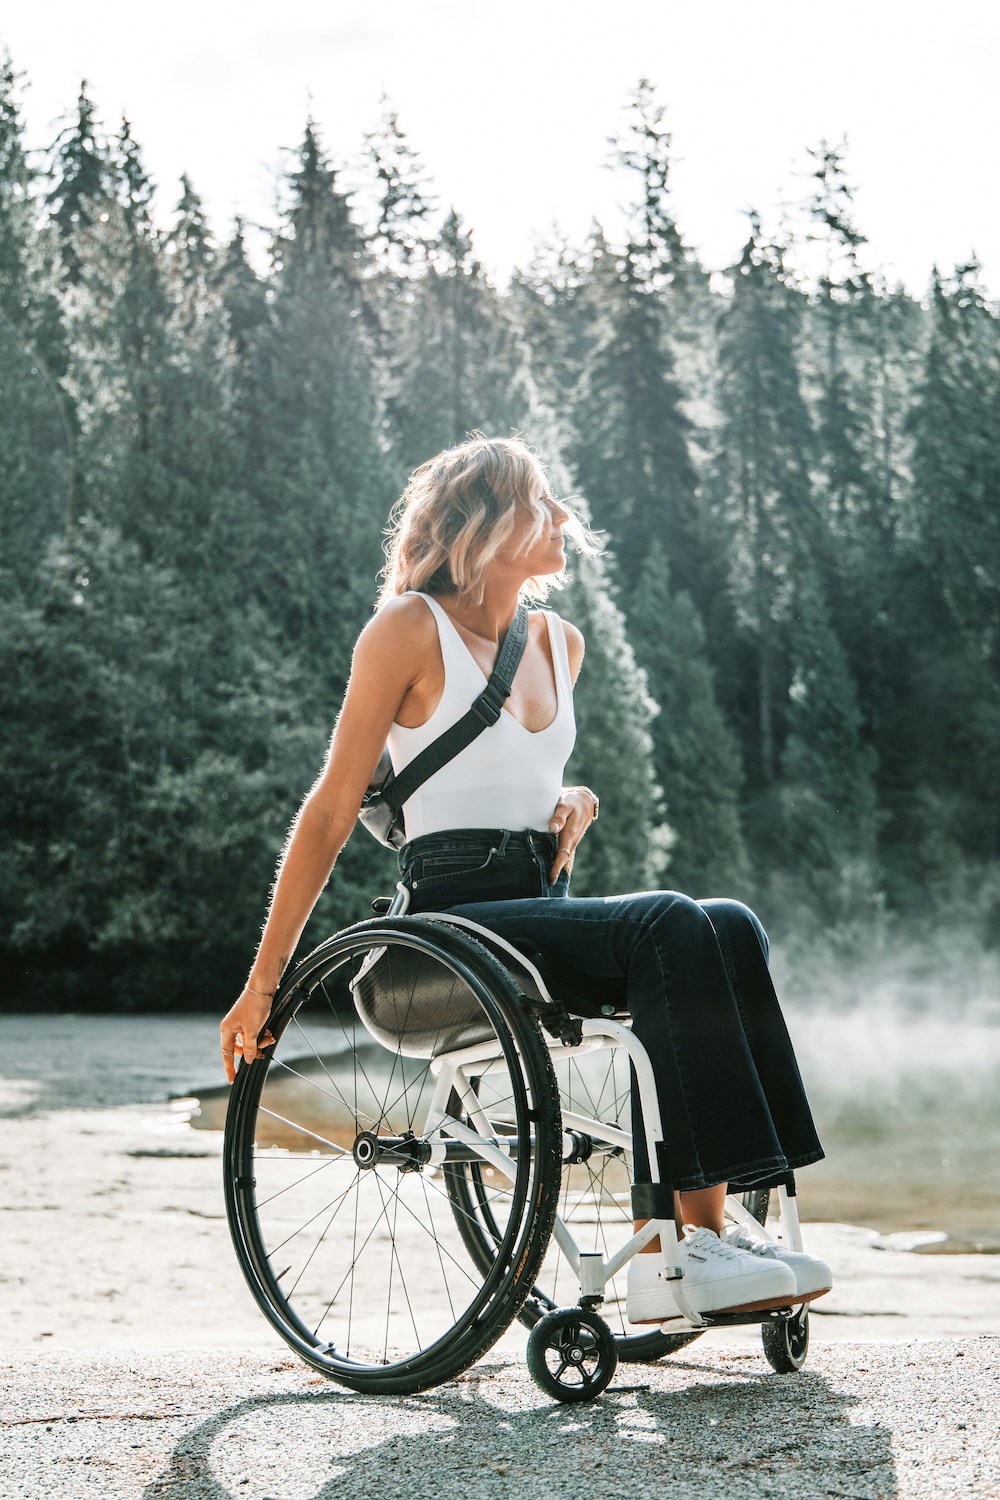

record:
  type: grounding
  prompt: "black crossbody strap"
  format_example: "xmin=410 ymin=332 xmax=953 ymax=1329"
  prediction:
xmin=382 ymin=603 xmax=529 ymax=813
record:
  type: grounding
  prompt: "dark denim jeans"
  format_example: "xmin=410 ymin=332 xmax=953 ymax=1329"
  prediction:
xmin=399 ymin=828 xmax=824 ymax=1193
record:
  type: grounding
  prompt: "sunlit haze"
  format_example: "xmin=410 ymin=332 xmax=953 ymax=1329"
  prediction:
xmin=3 ymin=1 xmax=998 ymax=292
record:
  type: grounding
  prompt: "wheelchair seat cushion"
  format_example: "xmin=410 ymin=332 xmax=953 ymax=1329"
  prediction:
xmin=351 ymin=940 xmax=503 ymax=1059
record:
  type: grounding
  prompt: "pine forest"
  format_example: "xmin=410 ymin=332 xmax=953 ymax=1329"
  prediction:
xmin=2 ymin=59 xmax=999 ymax=1011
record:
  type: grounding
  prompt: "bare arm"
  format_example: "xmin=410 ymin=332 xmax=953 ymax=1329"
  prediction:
xmin=219 ymin=597 xmax=436 ymax=1080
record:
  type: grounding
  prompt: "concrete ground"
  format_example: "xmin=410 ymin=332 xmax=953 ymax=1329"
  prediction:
xmin=1 ymin=1341 xmax=997 ymax=1499
xmin=1 ymin=1014 xmax=998 ymax=1498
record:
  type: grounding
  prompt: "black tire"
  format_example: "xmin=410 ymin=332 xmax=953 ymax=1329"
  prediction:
xmin=761 ymin=1306 xmax=810 ymax=1373
xmin=446 ymin=1040 xmax=771 ymax=1362
xmin=526 ymin=1308 xmax=619 ymax=1402
xmin=224 ymin=918 xmax=562 ymax=1395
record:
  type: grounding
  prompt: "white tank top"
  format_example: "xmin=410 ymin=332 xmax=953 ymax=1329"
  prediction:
xmin=386 ymin=592 xmax=577 ymax=840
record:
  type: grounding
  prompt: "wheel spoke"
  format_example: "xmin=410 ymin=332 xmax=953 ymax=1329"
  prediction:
xmin=266 ymin=1170 xmax=361 ymax=1262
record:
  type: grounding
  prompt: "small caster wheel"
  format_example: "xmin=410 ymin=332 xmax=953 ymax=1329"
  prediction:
xmin=526 ymin=1307 xmax=619 ymax=1403
xmin=762 ymin=1306 xmax=810 ymax=1373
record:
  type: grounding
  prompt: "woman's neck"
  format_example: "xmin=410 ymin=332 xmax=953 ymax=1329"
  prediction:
xmin=435 ymin=579 xmax=523 ymax=644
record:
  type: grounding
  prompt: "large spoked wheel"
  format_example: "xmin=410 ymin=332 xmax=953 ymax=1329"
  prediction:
xmin=526 ymin=1308 xmax=619 ymax=1403
xmin=447 ymin=1037 xmax=771 ymax=1362
xmin=224 ymin=918 xmax=562 ymax=1395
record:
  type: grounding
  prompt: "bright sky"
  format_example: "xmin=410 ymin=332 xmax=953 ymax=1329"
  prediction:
xmin=3 ymin=1 xmax=998 ymax=296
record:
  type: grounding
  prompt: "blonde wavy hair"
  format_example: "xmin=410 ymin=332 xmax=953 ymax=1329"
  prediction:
xmin=378 ymin=434 xmax=595 ymax=607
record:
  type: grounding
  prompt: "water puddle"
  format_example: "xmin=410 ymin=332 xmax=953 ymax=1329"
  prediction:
xmin=188 ymin=993 xmax=1000 ymax=1251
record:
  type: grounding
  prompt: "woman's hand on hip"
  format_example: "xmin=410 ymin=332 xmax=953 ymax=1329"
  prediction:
xmin=220 ymin=990 xmax=277 ymax=1084
xmin=548 ymin=785 xmax=600 ymax=883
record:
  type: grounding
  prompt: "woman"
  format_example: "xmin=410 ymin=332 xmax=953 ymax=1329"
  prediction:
xmin=220 ymin=434 xmax=831 ymax=1326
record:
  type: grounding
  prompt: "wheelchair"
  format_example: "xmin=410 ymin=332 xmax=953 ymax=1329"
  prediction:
xmin=223 ymin=885 xmax=813 ymax=1403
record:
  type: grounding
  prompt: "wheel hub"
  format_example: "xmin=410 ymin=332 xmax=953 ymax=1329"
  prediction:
xmin=351 ymin=1130 xmax=430 ymax=1172
xmin=352 ymin=1131 xmax=379 ymax=1169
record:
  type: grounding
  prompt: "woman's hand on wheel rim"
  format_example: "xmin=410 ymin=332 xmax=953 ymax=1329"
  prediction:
xmin=220 ymin=991 xmax=276 ymax=1084
xmin=548 ymin=785 xmax=599 ymax=884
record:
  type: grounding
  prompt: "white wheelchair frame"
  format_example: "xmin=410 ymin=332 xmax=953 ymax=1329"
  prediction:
xmin=225 ymin=878 xmax=816 ymax=1404
xmin=386 ymin=882 xmax=808 ymax=1333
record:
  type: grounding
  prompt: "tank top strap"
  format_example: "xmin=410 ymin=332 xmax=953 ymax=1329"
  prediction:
xmin=410 ymin=591 xmax=485 ymax=688
xmin=542 ymin=609 xmax=574 ymax=704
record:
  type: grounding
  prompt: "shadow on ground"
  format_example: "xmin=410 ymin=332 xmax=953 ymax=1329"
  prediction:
xmin=143 ymin=1356 xmax=897 ymax=1500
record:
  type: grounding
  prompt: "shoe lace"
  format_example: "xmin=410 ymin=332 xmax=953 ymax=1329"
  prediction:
xmin=721 ymin=1223 xmax=773 ymax=1256
xmin=681 ymin=1224 xmax=749 ymax=1262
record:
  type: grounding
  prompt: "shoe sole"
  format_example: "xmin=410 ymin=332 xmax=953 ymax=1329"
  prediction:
xmin=629 ymin=1291 xmax=795 ymax=1326
xmin=642 ymin=1285 xmax=832 ymax=1326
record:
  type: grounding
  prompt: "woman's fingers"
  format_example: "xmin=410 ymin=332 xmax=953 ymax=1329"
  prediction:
xmin=549 ymin=801 xmax=570 ymax=834
xmin=549 ymin=845 xmax=575 ymax=883
xmin=548 ymin=787 xmax=599 ymax=882
xmin=220 ymin=997 xmax=275 ymax=1082
xmin=549 ymin=788 xmax=593 ymax=834
xmin=549 ymin=804 xmax=573 ymax=880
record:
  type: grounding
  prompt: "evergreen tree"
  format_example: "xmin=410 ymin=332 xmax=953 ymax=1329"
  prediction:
xmin=560 ymin=551 xmax=673 ymax=894
xmin=909 ymin=263 xmax=1000 ymax=653
xmin=778 ymin=569 xmax=879 ymax=914
xmin=0 ymin=520 xmax=335 ymax=1009
xmin=388 ymin=209 xmax=532 ymax=475
xmin=272 ymin=118 xmax=365 ymax=287
xmin=882 ymin=262 xmax=1000 ymax=878
xmin=214 ymin=218 xmax=269 ymax=374
xmin=610 ymin=79 xmax=698 ymax=297
xmin=6 ymin=49 xmax=1000 ymax=1005
xmin=165 ymin=174 xmax=216 ymax=319
xmin=788 ymin=141 xmax=918 ymax=858
xmin=114 ymin=115 xmax=154 ymax=230
xmin=240 ymin=119 xmax=391 ymax=724
xmin=712 ymin=216 xmax=816 ymax=795
xmin=158 ymin=178 xmax=252 ymax=589
xmin=64 ymin=121 xmax=176 ymax=551
xmin=629 ymin=542 xmax=747 ymax=894
xmin=800 ymin=141 xmax=873 ymax=537
xmin=569 ymin=240 xmax=698 ymax=585
xmin=45 ymin=82 xmax=109 ymax=285
xmin=210 ymin=219 xmax=273 ymax=584
xmin=0 ymin=52 xmax=73 ymax=580
xmin=568 ymin=82 xmax=703 ymax=595
xmin=510 ymin=228 xmax=608 ymax=431
xmin=362 ymin=99 xmax=435 ymax=281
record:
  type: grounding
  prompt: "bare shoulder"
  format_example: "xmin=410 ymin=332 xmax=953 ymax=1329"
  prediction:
xmin=353 ymin=594 xmax=437 ymax=672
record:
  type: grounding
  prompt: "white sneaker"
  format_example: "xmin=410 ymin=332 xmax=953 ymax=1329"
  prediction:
xmin=722 ymin=1222 xmax=833 ymax=1302
xmin=626 ymin=1252 xmax=680 ymax=1324
xmin=626 ymin=1226 xmax=797 ymax=1324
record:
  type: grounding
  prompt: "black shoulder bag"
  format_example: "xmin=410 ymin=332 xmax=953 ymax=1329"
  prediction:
xmin=358 ymin=603 xmax=529 ymax=850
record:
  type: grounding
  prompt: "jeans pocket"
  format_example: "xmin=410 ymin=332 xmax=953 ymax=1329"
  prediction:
xmin=409 ymin=847 xmax=500 ymax=891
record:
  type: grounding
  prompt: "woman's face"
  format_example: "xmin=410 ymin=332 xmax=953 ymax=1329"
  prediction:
xmin=498 ymin=472 xmax=570 ymax=578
